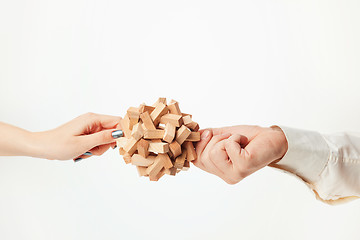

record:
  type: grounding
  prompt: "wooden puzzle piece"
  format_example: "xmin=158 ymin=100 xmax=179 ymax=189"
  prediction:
xmin=148 ymin=141 xmax=169 ymax=153
xmin=163 ymin=123 xmax=175 ymax=143
xmin=175 ymin=125 xmax=191 ymax=145
xmin=137 ymin=139 xmax=149 ymax=158
xmin=144 ymin=129 xmax=165 ymax=139
xmin=131 ymin=154 xmax=156 ymax=167
xmin=160 ymin=114 xmax=183 ymax=127
xmin=150 ymin=102 xmax=168 ymax=126
xmin=118 ymin=98 xmax=200 ymax=181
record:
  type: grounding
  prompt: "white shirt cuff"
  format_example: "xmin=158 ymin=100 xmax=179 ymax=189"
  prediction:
xmin=275 ymin=126 xmax=330 ymax=184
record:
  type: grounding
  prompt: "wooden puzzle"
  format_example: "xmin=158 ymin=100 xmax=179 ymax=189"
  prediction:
xmin=117 ymin=98 xmax=200 ymax=181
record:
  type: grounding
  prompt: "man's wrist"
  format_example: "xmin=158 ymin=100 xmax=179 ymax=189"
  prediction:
xmin=270 ymin=125 xmax=288 ymax=164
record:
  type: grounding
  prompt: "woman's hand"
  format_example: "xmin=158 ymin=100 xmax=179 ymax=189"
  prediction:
xmin=0 ymin=113 xmax=123 ymax=161
xmin=193 ymin=125 xmax=288 ymax=184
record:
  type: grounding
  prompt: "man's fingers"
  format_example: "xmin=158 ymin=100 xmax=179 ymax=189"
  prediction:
xmin=194 ymin=130 xmax=213 ymax=157
xmin=209 ymin=140 xmax=232 ymax=173
xmin=225 ymin=134 xmax=246 ymax=169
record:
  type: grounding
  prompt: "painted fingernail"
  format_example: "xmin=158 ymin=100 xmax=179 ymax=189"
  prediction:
xmin=201 ymin=130 xmax=210 ymax=139
xmin=112 ymin=145 xmax=117 ymax=149
xmin=83 ymin=152 xmax=92 ymax=156
xmin=74 ymin=157 xmax=83 ymax=162
xmin=111 ymin=130 xmax=123 ymax=139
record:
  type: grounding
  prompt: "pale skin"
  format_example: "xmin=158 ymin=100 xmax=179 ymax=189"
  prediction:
xmin=0 ymin=113 xmax=122 ymax=161
xmin=0 ymin=114 xmax=288 ymax=184
xmin=193 ymin=126 xmax=288 ymax=184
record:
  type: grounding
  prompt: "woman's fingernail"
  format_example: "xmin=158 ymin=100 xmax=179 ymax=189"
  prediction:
xmin=74 ymin=157 xmax=83 ymax=162
xmin=112 ymin=145 xmax=117 ymax=149
xmin=83 ymin=152 xmax=92 ymax=156
xmin=111 ymin=130 xmax=123 ymax=139
xmin=201 ymin=130 xmax=210 ymax=139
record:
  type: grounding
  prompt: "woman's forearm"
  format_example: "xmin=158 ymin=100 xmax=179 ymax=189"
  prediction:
xmin=0 ymin=122 xmax=37 ymax=157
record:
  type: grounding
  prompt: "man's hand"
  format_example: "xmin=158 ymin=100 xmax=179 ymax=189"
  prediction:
xmin=193 ymin=125 xmax=288 ymax=184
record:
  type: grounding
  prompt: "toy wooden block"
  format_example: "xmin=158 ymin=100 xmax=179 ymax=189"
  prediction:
xmin=158 ymin=153 xmax=173 ymax=169
xmin=136 ymin=166 xmax=148 ymax=177
xmin=184 ymin=141 xmax=197 ymax=161
xmin=124 ymin=137 xmax=139 ymax=155
xmin=148 ymin=141 xmax=169 ymax=153
xmin=131 ymin=154 xmax=156 ymax=167
xmin=160 ymin=114 xmax=183 ymax=127
xmin=146 ymin=155 xmax=165 ymax=179
xmin=140 ymin=111 xmax=156 ymax=130
xmin=120 ymin=114 xmax=132 ymax=137
xmin=168 ymin=100 xmax=181 ymax=115
xmin=131 ymin=123 xmax=144 ymax=141
xmin=152 ymin=97 xmax=167 ymax=107
xmin=117 ymin=98 xmax=200 ymax=181
xmin=169 ymin=141 xmax=182 ymax=158
xmin=137 ymin=139 xmax=149 ymax=158
xmin=175 ymin=125 xmax=191 ymax=145
xmin=139 ymin=104 xmax=155 ymax=114
xmin=123 ymin=152 xmax=132 ymax=164
xmin=163 ymin=123 xmax=175 ymax=143
xmin=116 ymin=137 xmax=128 ymax=149
xmin=150 ymin=102 xmax=168 ymax=126
xmin=183 ymin=160 xmax=190 ymax=171
xmin=185 ymin=121 xmax=199 ymax=132
xmin=185 ymin=132 xmax=201 ymax=142
xmin=143 ymin=129 xmax=165 ymax=139
xmin=174 ymin=151 xmax=186 ymax=169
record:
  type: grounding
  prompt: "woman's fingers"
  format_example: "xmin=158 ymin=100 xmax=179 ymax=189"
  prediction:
xmin=88 ymin=143 xmax=112 ymax=156
xmin=81 ymin=129 xmax=122 ymax=150
xmin=84 ymin=112 xmax=122 ymax=129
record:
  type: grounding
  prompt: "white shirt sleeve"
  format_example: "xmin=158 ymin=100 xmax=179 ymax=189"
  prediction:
xmin=272 ymin=126 xmax=360 ymax=205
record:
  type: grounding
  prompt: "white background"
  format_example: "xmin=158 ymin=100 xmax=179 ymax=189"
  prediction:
xmin=1 ymin=0 xmax=360 ymax=239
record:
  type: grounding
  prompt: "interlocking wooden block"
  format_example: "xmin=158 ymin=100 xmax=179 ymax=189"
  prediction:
xmin=174 ymin=151 xmax=186 ymax=169
xmin=117 ymin=98 xmax=200 ymax=181
xmin=116 ymin=137 xmax=128 ymax=149
xmin=184 ymin=141 xmax=197 ymax=161
xmin=139 ymin=104 xmax=155 ymax=114
xmin=160 ymin=114 xmax=183 ymax=127
xmin=158 ymin=153 xmax=173 ymax=169
xmin=120 ymin=114 xmax=132 ymax=137
xmin=168 ymin=100 xmax=181 ymax=115
xmin=137 ymin=139 xmax=149 ymax=158
xmin=185 ymin=121 xmax=199 ymax=132
xmin=136 ymin=166 xmax=148 ymax=176
xmin=150 ymin=102 xmax=168 ymax=126
xmin=164 ymin=167 xmax=177 ymax=176
xmin=163 ymin=123 xmax=175 ymax=143
xmin=140 ymin=111 xmax=156 ymax=130
xmin=183 ymin=160 xmax=190 ymax=171
xmin=131 ymin=123 xmax=144 ymax=141
xmin=146 ymin=155 xmax=165 ymax=179
xmin=124 ymin=137 xmax=139 ymax=155
xmin=186 ymin=132 xmax=201 ymax=142
xmin=169 ymin=141 xmax=182 ymax=158
xmin=144 ymin=129 xmax=165 ymax=139
xmin=148 ymin=141 xmax=169 ymax=153
xmin=123 ymin=152 xmax=132 ymax=164
xmin=175 ymin=125 xmax=191 ymax=145
xmin=131 ymin=154 xmax=156 ymax=167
